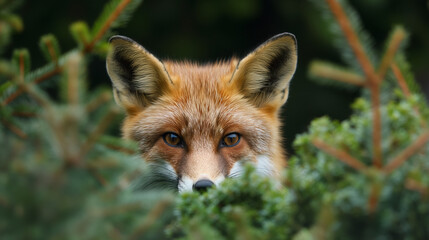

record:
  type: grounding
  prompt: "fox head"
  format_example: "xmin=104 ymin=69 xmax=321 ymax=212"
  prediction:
xmin=106 ymin=33 xmax=297 ymax=192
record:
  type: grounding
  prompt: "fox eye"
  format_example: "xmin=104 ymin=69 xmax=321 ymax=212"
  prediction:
xmin=163 ymin=132 xmax=183 ymax=147
xmin=221 ymin=133 xmax=240 ymax=147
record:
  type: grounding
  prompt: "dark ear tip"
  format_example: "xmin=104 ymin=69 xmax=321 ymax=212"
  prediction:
xmin=268 ymin=32 xmax=297 ymax=46
xmin=108 ymin=35 xmax=137 ymax=44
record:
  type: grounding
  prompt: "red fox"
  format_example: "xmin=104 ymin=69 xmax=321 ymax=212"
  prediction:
xmin=106 ymin=33 xmax=297 ymax=192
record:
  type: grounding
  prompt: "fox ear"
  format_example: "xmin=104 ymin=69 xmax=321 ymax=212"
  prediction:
xmin=230 ymin=33 xmax=297 ymax=108
xmin=106 ymin=36 xmax=173 ymax=113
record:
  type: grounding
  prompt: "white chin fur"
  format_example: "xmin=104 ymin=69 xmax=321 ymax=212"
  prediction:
xmin=178 ymin=175 xmax=194 ymax=193
xmin=228 ymin=155 xmax=274 ymax=178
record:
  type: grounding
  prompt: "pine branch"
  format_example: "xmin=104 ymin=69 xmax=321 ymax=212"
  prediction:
xmin=312 ymin=139 xmax=367 ymax=171
xmin=1 ymin=118 xmax=26 ymax=138
xmin=86 ymin=91 xmax=112 ymax=113
xmin=383 ymin=131 xmax=429 ymax=174
xmin=367 ymin=183 xmax=381 ymax=213
xmin=309 ymin=60 xmax=366 ymax=87
xmin=2 ymin=65 xmax=62 ymax=106
xmin=391 ymin=62 xmax=410 ymax=97
xmin=325 ymin=0 xmax=380 ymax=86
xmin=130 ymin=199 xmax=172 ymax=240
xmin=405 ymin=179 xmax=428 ymax=196
xmin=325 ymin=0 xmax=382 ymax=168
xmin=84 ymin=0 xmax=142 ymax=53
xmin=392 ymin=62 xmax=427 ymax=128
xmin=377 ymin=26 xmax=407 ymax=80
xmin=80 ymin=106 xmax=121 ymax=159
xmin=2 ymin=0 xmax=142 ymax=106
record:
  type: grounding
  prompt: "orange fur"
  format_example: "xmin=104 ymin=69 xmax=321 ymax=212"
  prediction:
xmin=106 ymin=33 xmax=297 ymax=191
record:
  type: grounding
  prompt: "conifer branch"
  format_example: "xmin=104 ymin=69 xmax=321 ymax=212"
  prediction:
xmin=86 ymin=91 xmax=112 ymax=113
xmin=378 ymin=27 xmax=406 ymax=80
xmin=383 ymin=131 xmax=429 ymax=174
xmin=391 ymin=62 xmax=410 ymax=97
xmin=45 ymin=38 xmax=59 ymax=65
xmin=80 ymin=107 xmax=120 ymax=159
xmin=309 ymin=61 xmax=366 ymax=86
xmin=325 ymin=0 xmax=383 ymax=168
xmin=370 ymin=88 xmax=382 ymax=168
xmin=405 ymin=179 xmax=428 ymax=196
xmin=130 ymin=199 xmax=172 ymax=240
xmin=367 ymin=183 xmax=381 ymax=213
xmin=312 ymin=139 xmax=367 ymax=171
xmin=66 ymin=52 xmax=81 ymax=105
xmin=84 ymin=0 xmax=132 ymax=53
xmin=325 ymin=0 xmax=380 ymax=86
xmin=391 ymin=62 xmax=427 ymax=128
xmin=1 ymin=119 xmax=27 ymax=138
xmin=2 ymin=66 xmax=62 ymax=106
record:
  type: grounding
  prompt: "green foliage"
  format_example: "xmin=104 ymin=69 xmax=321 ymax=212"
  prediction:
xmin=291 ymin=96 xmax=429 ymax=239
xmin=171 ymin=164 xmax=293 ymax=240
xmin=1 ymin=0 xmax=429 ymax=239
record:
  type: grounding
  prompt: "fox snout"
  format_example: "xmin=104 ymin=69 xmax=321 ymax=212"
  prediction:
xmin=193 ymin=179 xmax=215 ymax=192
xmin=106 ymin=33 xmax=298 ymax=193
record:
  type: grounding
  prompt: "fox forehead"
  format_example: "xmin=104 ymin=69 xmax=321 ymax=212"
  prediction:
xmin=124 ymin=60 xmax=272 ymax=154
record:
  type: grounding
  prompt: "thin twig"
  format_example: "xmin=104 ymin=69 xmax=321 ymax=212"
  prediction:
xmin=383 ymin=131 xmax=429 ymax=174
xmin=325 ymin=0 xmax=380 ymax=86
xmin=1 ymin=119 xmax=27 ymax=139
xmin=2 ymin=67 xmax=62 ymax=106
xmin=45 ymin=38 xmax=59 ymax=65
xmin=66 ymin=52 xmax=81 ymax=105
xmin=367 ymin=183 xmax=381 ymax=213
xmin=310 ymin=61 xmax=366 ymax=86
xmin=80 ymin=107 xmax=120 ymax=158
xmin=312 ymin=139 xmax=367 ymax=171
xmin=405 ymin=179 xmax=428 ymax=196
xmin=377 ymin=27 xmax=407 ymax=80
xmin=86 ymin=91 xmax=112 ymax=113
xmin=87 ymin=167 xmax=108 ymax=186
xmin=84 ymin=0 xmax=132 ymax=53
xmin=391 ymin=62 xmax=410 ymax=97
xmin=391 ymin=62 xmax=427 ymax=128
xmin=130 ymin=199 xmax=172 ymax=240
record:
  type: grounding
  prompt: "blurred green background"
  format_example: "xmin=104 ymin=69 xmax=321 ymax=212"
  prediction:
xmin=8 ymin=0 xmax=429 ymax=153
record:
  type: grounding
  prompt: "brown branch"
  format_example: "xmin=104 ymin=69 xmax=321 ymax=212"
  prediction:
xmin=370 ymin=86 xmax=383 ymax=168
xmin=66 ymin=53 xmax=81 ymax=105
xmin=310 ymin=61 xmax=367 ymax=87
xmin=312 ymin=139 xmax=367 ymax=171
xmin=325 ymin=0 xmax=383 ymax=168
xmin=405 ymin=179 xmax=428 ymax=196
xmin=86 ymin=91 xmax=112 ymax=113
xmin=2 ymin=67 xmax=62 ymax=106
xmin=80 ymin=107 xmax=120 ymax=158
xmin=87 ymin=167 xmax=108 ymax=186
xmin=130 ymin=199 xmax=172 ymax=240
xmin=377 ymin=27 xmax=406 ymax=80
xmin=383 ymin=131 xmax=429 ymax=174
xmin=45 ymin=38 xmax=59 ymax=64
xmin=84 ymin=0 xmax=132 ymax=53
xmin=391 ymin=62 xmax=427 ymax=128
xmin=1 ymin=119 xmax=27 ymax=139
xmin=101 ymin=142 xmax=136 ymax=155
xmin=391 ymin=63 xmax=410 ymax=97
xmin=367 ymin=183 xmax=381 ymax=213
xmin=325 ymin=0 xmax=380 ymax=86
xmin=12 ymin=111 xmax=37 ymax=117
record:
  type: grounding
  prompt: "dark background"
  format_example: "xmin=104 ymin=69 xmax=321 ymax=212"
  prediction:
xmin=10 ymin=0 xmax=429 ymax=153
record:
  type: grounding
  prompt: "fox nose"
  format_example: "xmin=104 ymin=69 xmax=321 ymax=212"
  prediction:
xmin=193 ymin=179 xmax=214 ymax=192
